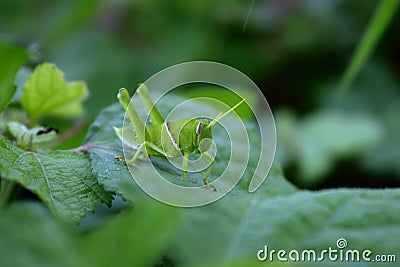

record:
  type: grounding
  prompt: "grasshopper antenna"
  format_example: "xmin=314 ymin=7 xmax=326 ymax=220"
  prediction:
xmin=208 ymin=98 xmax=246 ymax=128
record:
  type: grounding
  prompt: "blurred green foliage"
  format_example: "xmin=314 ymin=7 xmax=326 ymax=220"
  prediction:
xmin=1 ymin=0 xmax=392 ymax=116
xmin=1 ymin=0 xmax=400 ymax=266
xmin=0 ymin=41 xmax=29 ymax=111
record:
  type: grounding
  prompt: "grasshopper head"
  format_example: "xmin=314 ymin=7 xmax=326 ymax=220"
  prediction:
xmin=194 ymin=119 xmax=212 ymax=154
xmin=193 ymin=98 xmax=245 ymax=154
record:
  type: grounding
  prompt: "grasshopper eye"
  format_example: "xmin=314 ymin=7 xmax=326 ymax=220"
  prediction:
xmin=196 ymin=122 xmax=203 ymax=135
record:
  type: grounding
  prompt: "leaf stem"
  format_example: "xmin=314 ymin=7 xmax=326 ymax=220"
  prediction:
xmin=339 ymin=0 xmax=399 ymax=91
xmin=50 ymin=119 xmax=87 ymax=148
xmin=72 ymin=143 xmax=120 ymax=152
xmin=0 ymin=178 xmax=16 ymax=207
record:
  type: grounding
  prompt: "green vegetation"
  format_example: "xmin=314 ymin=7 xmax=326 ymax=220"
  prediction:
xmin=1 ymin=1 xmax=399 ymax=266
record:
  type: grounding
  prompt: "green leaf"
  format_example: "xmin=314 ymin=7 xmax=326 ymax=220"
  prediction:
xmin=110 ymin=147 xmax=400 ymax=267
xmin=83 ymin=93 xmax=272 ymax=195
xmin=0 ymin=135 xmax=112 ymax=223
xmin=82 ymin=196 xmax=180 ymax=267
xmin=162 ymin=166 xmax=295 ymax=266
xmin=169 ymin=187 xmax=400 ymax=266
xmin=0 ymin=199 xmax=180 ymax=267
xmin=110 ymin=168 xmax=294 ymax=265
xmin=86 ymin=91 xmax=398 ymax=267
xmin=0 ymin=202 xmax=85 ymax=267
xmin=0 ymin=42 xmax=29 ymax=112
xmin=20 ymin=63 xmax=88 ymax=120
xmin=83 ymin=103 xmax=134 ymax=193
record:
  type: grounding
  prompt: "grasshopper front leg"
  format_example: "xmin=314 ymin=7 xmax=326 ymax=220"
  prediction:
xmin=181 ymin=152 xmax=216 ymax=191
xmin=124 ymin=143 xmax=145 ymax=164
xmin=182 ymin=152 xmax=189 ymax=181
xmin=115 ymin=142 xmax=146 ymax=164
xmin=202 ymin=152 xmax=216 ymax=192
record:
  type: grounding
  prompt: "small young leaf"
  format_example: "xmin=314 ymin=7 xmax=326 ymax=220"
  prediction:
xmin=0 ymin=42 xmax=29 ymax=112
xmin=4 ymin=121 xmax=58 ymax=151
xmin=20 ymin=63 xmax=88 ymax=120
xmin=0 ymin=136 xmax=112 ymax=223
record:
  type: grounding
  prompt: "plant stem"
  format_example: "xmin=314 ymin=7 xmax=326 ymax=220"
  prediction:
xmin=0 ymin=178 xmax=16 ymax=207
xmin=339 ymin=0 xmax=399 ymax=91
xmin=50 ymin=119 xmax=87 ymax=148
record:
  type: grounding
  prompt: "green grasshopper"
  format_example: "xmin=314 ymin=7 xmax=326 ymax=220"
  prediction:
xmin=115 ymin=85 xmax=245 ymax=190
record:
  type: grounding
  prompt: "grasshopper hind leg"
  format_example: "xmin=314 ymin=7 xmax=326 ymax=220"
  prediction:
xmin=125 ymin=143 xmax=146 ymax=164
xmin=182 ymin=153 xmax=189 ymax=181
xmin=115 ymin=143 xmax=146 ymax=165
